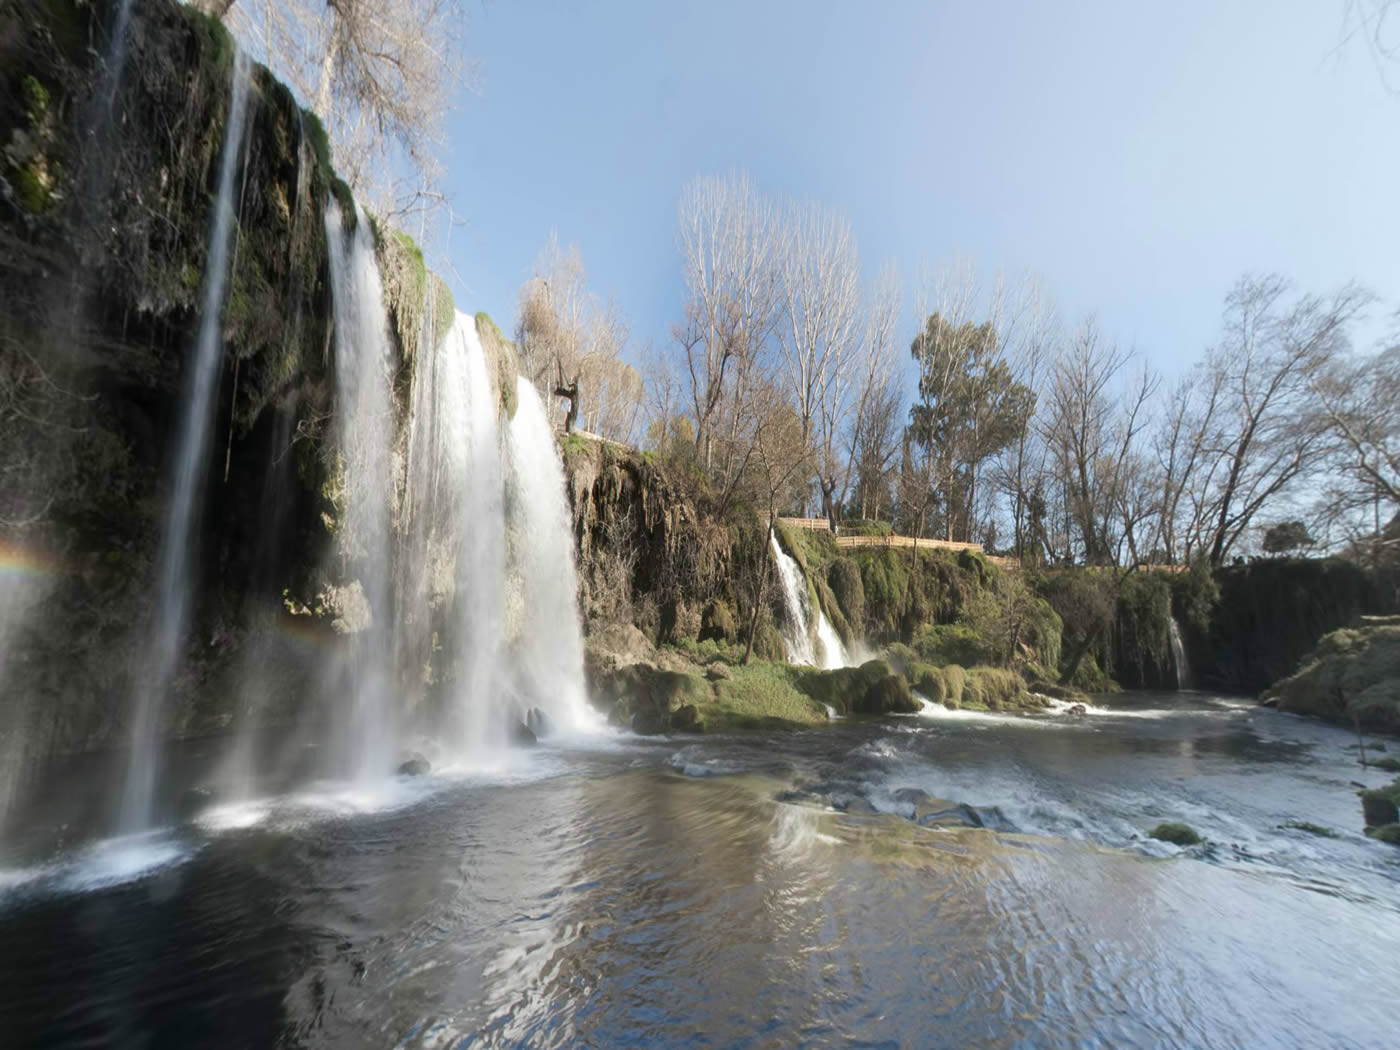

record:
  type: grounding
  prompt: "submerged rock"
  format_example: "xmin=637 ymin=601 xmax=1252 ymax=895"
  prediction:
xmin=1066 ymin=703 xmax=1088 ymax=716
xmin=397 ymin=755 xmax=431 ymax=777
xmin=510 ymin=721 xmax=538 ymax=747
xmin=525 ymin=707 xmax=550 ymax=739
xmin=1149 ymin=822 xmax=1203 ymax=846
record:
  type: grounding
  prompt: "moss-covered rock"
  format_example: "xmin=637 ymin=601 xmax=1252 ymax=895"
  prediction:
xmin=1365 ymin=823 xmax=1400 ymax=845
xmin=856 ymin=673 xmax=917 ymax=715
xmin=1361 ymin=779 xmax=1400 ymax=829
xmin=1149 ymin=822 xmax=1203 ymax=846
xmin=1264 ymin=622 xmax=1400 ymax=733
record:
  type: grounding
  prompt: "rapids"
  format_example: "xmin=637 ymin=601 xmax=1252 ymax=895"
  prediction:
xmin=1 ymin=692 xmax=1397 ymax=1048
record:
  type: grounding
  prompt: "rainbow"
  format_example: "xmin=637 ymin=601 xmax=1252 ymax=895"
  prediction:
xmin=0 ymin=540 xmax=62 ymax=582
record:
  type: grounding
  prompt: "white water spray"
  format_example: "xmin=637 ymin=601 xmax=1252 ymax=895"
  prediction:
xmin=505 ymin=381 xmax=596 ymax=736
xmin=324 ymin=200 xmax=399 ymax=785
xmin=118 ymin=50 xmax=251 ymax=833
xmin=1169 ymin=616 xmax=1193 ymax=691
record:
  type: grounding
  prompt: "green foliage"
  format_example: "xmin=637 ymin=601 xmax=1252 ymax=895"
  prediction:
xmin=942 ymin=664 xmax=966 ymax=707
xmin=1149 ymin=822 xmax=1203 ymax=846
xmin=839 ymin=519 xmax=892 ymax=537
xmin=1371 ymin=756 xmax=1400 ymax=772
xmin=826 ymin=558 xmax=865 ymax=635
xmin=1170 ymin=559 xmax=1219 ymax=633
xmin=1263 ymin=520 xmax=1315 ymax=554
xmin=913 ymin=623 xmax=992 ymax=667
xmin=709 ymin=662 xmax=828 ymax=729
xmin=330 ymin=177 xmax=356 ymax=229
xmin=908 ymin=661 xmax=946 ymax=703
xmin=1366 ymin=823 xmax=1400 ymax=845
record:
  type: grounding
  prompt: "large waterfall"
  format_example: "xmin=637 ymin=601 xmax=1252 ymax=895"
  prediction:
xmin=770 ymin=531 xmax=851 ymax=670
xmin=505 ymin=380 xmax=598 ymax=736
xmin=118 ymin=49 xmax=251 ymax=833
xmin=324 ymin=200 xmax=400 ymax=786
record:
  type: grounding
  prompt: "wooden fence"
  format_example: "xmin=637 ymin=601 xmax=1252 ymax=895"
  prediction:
xmin=775 ymin=516 xmax=832 ymax=532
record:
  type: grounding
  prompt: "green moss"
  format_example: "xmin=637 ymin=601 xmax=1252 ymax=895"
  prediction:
xmin=1365 ymin=823 xmax=1400 ymax=845
xmin=908 ymin=661 xmax=946 ymax=703
xmin=1371 ymin=756 xmax=1400 ymax=772
xmin=10 ymin=163 xmax=55 ymax=214
xmin=1280 ymin=821 xmax=1339 ymax=838
xmin=1149 ymin=822 xmax=1203 ymax=846
xmin=707 ymin=662 xmax=828 ymax=729
xmin=964 ymin=667 xmax=1027 ymax=710
xmin=942 ymin=664 xmax=966 ymax=707
xmin=21 ymin=75 xmax=51 ymax=124
xmin=329 ymin=177 xmax=356 ymax=230
xmin=301 ymin=108 xmax=333 ymax=173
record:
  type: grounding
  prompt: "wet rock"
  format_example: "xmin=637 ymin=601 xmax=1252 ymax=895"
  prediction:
xmin=1066 ymin=703 xmax=1088 ymax=716
xmin=397 ymin=754 xmax=430 ymax=777
xmin=1360 ymin=788 xmax=1399 ymax=828
xmin=174 ymin=786 xmax=214 ymax=821
xmin=510 ymin=720 xmax=538 ymax=747
xmin=525 ymin=707 xmax=550 ymax=739
xmin=1149 ymin=821 xmax=1203 ymax=846
xmin=671 ymin=704 xmax=703 ymax=733
xmin=631 ymin=708 xmax=666 ymax=735
xmin=856 ymin=673 xmax=917 ymax=716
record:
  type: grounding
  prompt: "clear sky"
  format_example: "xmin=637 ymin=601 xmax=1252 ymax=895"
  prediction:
xmin=436 ymin=0 xmax=1398 ymax=380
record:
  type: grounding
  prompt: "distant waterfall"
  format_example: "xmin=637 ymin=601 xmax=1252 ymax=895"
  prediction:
xmin=324 ymin=199 xmax=399 ymax=785
xmin=505 ymin=380 xmax=596 ymax=735
xmin=118 ymin=49 xmax=251 ymax=833
xmin=1169 ymin=616 xmax=1193 ymax=691
xmin=770 ymin=531 xmax=850 ymax=670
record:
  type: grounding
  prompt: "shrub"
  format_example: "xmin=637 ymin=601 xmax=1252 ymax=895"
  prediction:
xmin=943 ymin=664 xmax=967 ymax=707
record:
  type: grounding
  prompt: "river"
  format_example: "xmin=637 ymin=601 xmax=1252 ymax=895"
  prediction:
xmin=1 ymin=692 xmax=1397 ymax=1048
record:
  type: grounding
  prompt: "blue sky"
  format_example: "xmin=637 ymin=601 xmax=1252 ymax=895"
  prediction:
xmin=436 ymin=0 xmax=1398 ymax=379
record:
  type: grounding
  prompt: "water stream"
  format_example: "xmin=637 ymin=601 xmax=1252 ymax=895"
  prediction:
xmin=118 ymin=50 xmax=252 ymax=833
xmin=1 ymin=692 xmax=1396 ymax=1048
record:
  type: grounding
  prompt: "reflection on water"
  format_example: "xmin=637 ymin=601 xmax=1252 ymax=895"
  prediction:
xmin=1 ymin=693 xmax=1398 ymax=1048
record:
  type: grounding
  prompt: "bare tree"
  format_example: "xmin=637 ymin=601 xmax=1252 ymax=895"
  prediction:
xmin=774 ymin=199 xmax=862 ymax=524
xmin=1040 ymin=320 xmax=1158 ymax=565
xmin=846 ymin=264 xmax=903 ymax=521
xmin=676 ymin=173 xmax=782 ymax=480
xmin=1312 ymin=341 xmax=1400 ymax=556
xmin=214 ymin=0 xmax=471 ymax=220
xmin=1195 ymin=276 xmax=1370 ymax=566
xmin=515 ymin=236 xmax=637 ymax=442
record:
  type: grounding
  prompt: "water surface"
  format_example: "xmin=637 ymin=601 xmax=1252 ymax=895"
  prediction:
xmin=2 ymin=693 xmax=1397 ymax=1048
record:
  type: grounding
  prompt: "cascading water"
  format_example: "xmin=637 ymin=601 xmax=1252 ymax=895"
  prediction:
xmin=1169 ymin=615 xmax=1193 ymax=691
xmin=770 ymin=531 xmax=851 ymax=669
xmin=504 ymin=380 xmax=597 ymax=736
xmin=771 ymin=531 xmax=815 ymax=665
xmin=324 ymin=200 xmax=399 ymax=785
xmin=445 ymin=315 xmax=507 ymax=756
xmin=118 ymin=49 xmax=251 ymax=833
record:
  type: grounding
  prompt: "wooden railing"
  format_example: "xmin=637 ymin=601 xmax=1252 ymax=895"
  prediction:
xmin=833 ymin=534 xmax=983 ymax=554
xmin=775 ymin=516 xmax=832 ymax=532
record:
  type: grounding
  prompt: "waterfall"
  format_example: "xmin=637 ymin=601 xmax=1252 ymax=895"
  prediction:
xmin=769 ymin=531 xmax=851 ymax=669
xmin=504 ymin=380 xmax=596 ymax=736
xmin=771 ymin=531 xmax=816 ymax=666
xmin=118 ymin=49 xmax=251 ymax=833
xmin=437 ymin=313 xmax=507 ymax=756
xmin=324 ymin=199 xmax=399 ymax=785
xmin=1169 ymin=616 xmax=1193 ymax=691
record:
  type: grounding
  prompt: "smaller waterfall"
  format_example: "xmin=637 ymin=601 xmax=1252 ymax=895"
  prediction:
xmin=505 ymin=380 xmax=597 ymax=736
xmin=771 ymin=531 xmax=816 ymax=666
xmin=770 ymin=531 xmax=852 ymax=669
xmin=118 ymin=49 xmax=251 ymax=833
xmin=324 ymin=199 xmax=399 ymax=785
xmin=1169 ymin=616 xmax=1193 ymax=691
